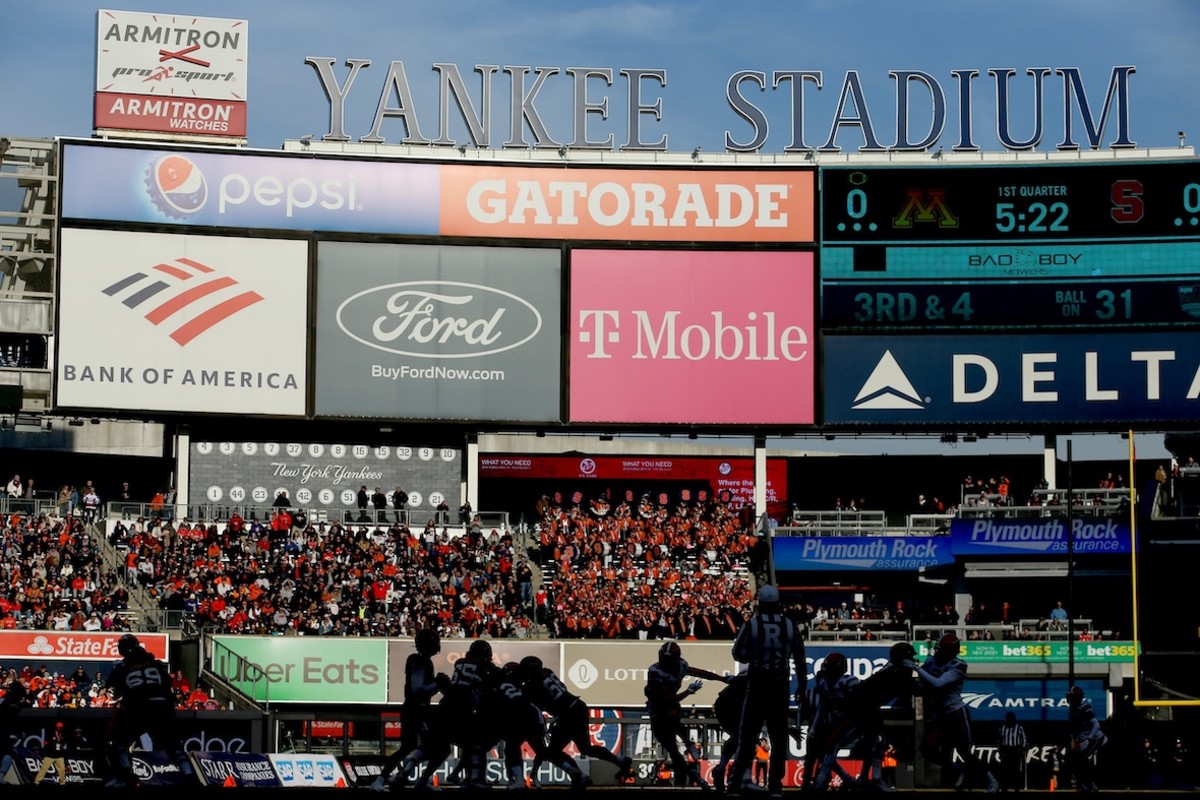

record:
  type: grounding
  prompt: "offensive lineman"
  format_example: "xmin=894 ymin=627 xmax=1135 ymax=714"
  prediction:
xmin=806 ymin=652 xmax=860 ymax=791
xmin=844 ymin=641 xmax=920 ymax=791
xmin=712 ymin=666 xmax=750 ymax=793
xmin=729 ymin=585 xmax=806 ymax=797
xmin=520 ymin=655 xmax=633 ymax=788
xmin=412 ymin=638 xmax=497 ymax=791
xmin=372 ymin=628 xmax=446 ymax=791
xmin=912 ymin=633 xmax=999 ymax=793
xmin=104 ymin=634 xmax=192 ymax=787
xmin=646 ymin=640 xmax=728 ymax=789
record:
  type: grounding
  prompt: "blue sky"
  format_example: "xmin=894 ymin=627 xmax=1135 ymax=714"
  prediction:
xmin=5 ymin=1 xmax=1200 ymax=153
xmin=4 ymin=0 xmax=1192 ymax=461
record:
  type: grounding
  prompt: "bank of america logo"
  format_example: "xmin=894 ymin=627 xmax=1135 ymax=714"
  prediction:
xmin=852 ymin=350 xmax=925 ymax=410
xmin=101 ymin=256 xmax=264 ymax=345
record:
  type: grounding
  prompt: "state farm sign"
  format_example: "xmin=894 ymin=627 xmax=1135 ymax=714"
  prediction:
xmin=569 ymin=249 xmax=815 ymax=425
xmin=0 ymin=631 xmax=169 ymax=661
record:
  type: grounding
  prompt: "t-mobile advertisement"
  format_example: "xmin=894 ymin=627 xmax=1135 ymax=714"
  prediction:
xmin=314 ymin=242 xmax=561 ymax=422
xmin=569 ymin=250 xmax=815 ymax=425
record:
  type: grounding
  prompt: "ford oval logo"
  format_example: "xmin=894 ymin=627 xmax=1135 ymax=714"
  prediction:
xmin=336 ymin=280 xmax=542 ymax=358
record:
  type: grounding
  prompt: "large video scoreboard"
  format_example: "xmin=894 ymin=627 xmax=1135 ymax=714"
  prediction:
xmin=820 ymin=161 xmax=1200 ymax=330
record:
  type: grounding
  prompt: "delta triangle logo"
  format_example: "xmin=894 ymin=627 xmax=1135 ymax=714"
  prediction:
xmin=851 ymin=350 xmax=925 ymax=410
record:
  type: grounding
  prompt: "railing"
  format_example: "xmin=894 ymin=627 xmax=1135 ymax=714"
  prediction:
xmin=905 ymin=513 xmax=954 ymax=532
xmin=1015 ymin=617 xmax=1095 ymax=638
xmin=104 ymin=501 xmax=509 ymax=535
xmin=958 ymin=503 xmax=1124 ymax=520
xmin=912 ymin=619 xmax=1094 ymax=642
xmin=780 ymin=509 xmax=889 ymax=536
xmin=1029 ymin=488 xmax=1133 ymax=506
xmin=808 ymin=618 xmax=911 ymax=641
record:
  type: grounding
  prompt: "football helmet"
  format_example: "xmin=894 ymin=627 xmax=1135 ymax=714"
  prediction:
xmin=467 ymin=639 xmax=493 ymax=662
xmin=934 ymin=633 xmax=960 ymax=662
xmin=414 ymin=628 xmax=440 ymax=657
xmin=117 ymin=633 xmax=141 ymax=657
xmin=658 ymin=640 xmax=682 ymax=668
xmin=822 ymin=652 xmax=848 ymax=679
xmin=519 ymin=655 xmax=543 ymax=678
xmin=889 ymin=642 xmax=917 ymax=666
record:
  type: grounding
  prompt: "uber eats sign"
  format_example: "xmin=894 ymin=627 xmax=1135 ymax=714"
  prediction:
xmin=212 ymin=636 xmax=387 ymax=703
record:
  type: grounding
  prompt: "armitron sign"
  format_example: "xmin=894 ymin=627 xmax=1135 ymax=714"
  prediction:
xmin=95 ymin=9 xmax=248 ymax=139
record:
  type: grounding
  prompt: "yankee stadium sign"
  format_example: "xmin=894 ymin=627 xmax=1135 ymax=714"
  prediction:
xmin=306 ymin=60 xmax=1135 ymax=153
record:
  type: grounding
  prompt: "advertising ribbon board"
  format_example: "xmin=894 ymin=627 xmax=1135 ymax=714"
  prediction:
xmin=191 ymin=752 xmax=280 ymax=787
xmin=774 ymin=535 xmax=955 ymax=571
xmin=950 ymin=517 xmax=1131 ymax=556
xmin=0 ymin=630 xmax=169 ymax=662
xmin=211 ymin=636 xmax=387 ymax=704
xmin=914 ymin=640 xmax=1136 ymax=664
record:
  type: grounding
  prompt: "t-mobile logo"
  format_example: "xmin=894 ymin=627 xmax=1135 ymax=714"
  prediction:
xmin=577 ymin=309 xmax=809 ymax=361
xmin=577 ymin=310 xmax=621 ymax=358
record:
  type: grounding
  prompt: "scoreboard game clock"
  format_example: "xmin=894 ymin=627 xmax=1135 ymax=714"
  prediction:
xmin=820 ymin=160 xmax=1200 ymax=329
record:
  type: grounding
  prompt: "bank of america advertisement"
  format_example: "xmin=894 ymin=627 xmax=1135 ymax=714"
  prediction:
xmin=314 ymin=242 xmax=561 ymax=421
xmin=570 ymin=250 xmax=815 ymax=425
xmin=824 ymin=332 xmax=1200 ymax=425
xmin=57 ymin=229 xmax=308 ymax=416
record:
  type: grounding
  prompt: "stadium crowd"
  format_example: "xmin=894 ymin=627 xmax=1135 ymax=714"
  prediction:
xmin=0 ymin=465 xmax=1128 ymax=643
xmin=531 ymin=495 xmax=765 ymax=639
xmin=99 ymin=490 xmax=771 ymax=641
xmin=0 ymin=662 xmax=215 ymax=711
xmin=112 ymin=514 xmax=533 ymax=639
xmin=0 ymin=511 xmax=134 ymax=633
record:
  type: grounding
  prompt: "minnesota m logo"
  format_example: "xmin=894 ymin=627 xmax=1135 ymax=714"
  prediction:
xmin=893 ymin=189 xmax=958 ymax=229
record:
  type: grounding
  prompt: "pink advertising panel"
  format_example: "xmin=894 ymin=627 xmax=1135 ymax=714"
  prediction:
xmin=569 ymin=250 xmax=814 ymax=425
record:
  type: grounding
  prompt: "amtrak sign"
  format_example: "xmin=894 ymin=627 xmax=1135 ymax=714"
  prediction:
xmin=306 ymin=60 xmax=1135 ymax=154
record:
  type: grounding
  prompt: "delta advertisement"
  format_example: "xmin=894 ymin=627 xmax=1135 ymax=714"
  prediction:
xmin=314 ymin=242 xmax=561 ymax=422
xmin=950 ymin=518 xmax=1132 ymax=556
xmin=60 ymin=142 xmax=813 ymax=243
xmin=478 ymin=454 xmax=786 ymax=511
xmin=569 ymin=250 xmax=815 ymax=425
xmin=56 ymin=229 xmax=308 ymax=416
xmin=94 ymin=10 xmax=249 ymax=138
xmin=824 ymin=332 xmax=1200 ymax=425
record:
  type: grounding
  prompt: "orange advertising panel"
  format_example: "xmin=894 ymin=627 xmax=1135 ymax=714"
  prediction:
xmin=439 ymin=164 xmax=814 ymax=242
xmin=0 ymin=630 xmax=170 ymax=662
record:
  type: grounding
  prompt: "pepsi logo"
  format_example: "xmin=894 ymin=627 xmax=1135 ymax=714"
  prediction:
xmin=145 ymin=154 xmax=207 ymax=218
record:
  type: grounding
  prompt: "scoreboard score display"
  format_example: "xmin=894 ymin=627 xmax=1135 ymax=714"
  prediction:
xmin=820 ymin=161 xmax=1200 ymax=329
